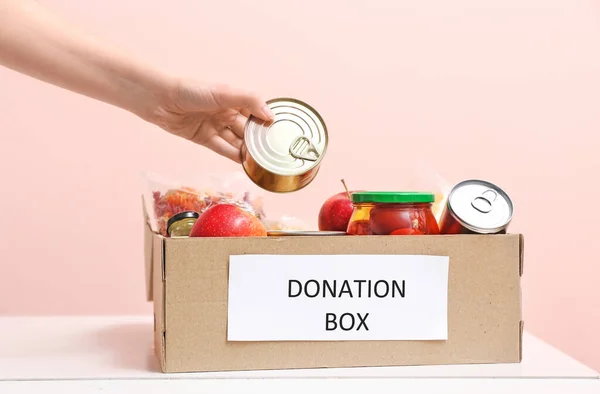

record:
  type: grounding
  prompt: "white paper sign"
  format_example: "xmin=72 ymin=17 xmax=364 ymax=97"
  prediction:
xmin=227 ymin=254 xmax=449 ymax=342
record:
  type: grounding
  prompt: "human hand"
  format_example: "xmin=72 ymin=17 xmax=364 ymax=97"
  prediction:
xmin=0 ymin=1 xmax=274 ymax=163
xmin=149 ymin=79 xmax=275 ymax=163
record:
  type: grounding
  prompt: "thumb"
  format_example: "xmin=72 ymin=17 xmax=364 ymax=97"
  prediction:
xmin=209 ymin=84 xmax=274 ymax=122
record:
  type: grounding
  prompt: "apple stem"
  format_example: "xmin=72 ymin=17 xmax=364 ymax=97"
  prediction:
xmin=341 ymin=179 xmax=351 ymax=200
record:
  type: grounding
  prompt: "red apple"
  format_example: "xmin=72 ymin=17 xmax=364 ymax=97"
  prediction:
xmin=318 ymin=191 xmax=354 ymax=232
xmin=189 ymin=203 xmax=267 ymax=237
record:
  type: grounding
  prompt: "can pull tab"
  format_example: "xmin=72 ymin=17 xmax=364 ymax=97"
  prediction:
xmin=289 ymin=136 xmax=319 ymax=162
xmin=471 ymin=189 xmax=498 ymax=214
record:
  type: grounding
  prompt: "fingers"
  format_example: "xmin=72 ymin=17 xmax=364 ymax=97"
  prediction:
xmin=220 ymin=127 xmax=243 ymax=150
xmin=205 ymin=134 xmax=242 ymax=164
xmin=229 ymin=112 xmax=247 ymax=138
xmin=210 ymin=84 xmax=274 ymax=122
xmin=239 ymin=108 xmax=252 ymax=118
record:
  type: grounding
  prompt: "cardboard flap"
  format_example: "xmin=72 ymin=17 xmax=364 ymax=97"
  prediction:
xmin=142 ymin=195 xmax=150 ymax=224
xmin=153 ymin=235 xmax=166 ymax=371
xmin=143 ymin=196 xmax=154 ymax=302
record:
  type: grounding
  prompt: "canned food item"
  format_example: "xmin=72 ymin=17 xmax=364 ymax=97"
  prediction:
xmin=166 ymin=211 xmax=200 ymax=237
xmin=241 ymin=98 xmax=328 ymax=193
xmin=439 ymin=179 xmax=514 ymax=234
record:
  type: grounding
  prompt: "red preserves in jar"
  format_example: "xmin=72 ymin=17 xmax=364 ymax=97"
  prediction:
xmin=346 ymin=194 xmax=374 ymax=235
xmin=361 ymin=192 xmax=440 ymax=235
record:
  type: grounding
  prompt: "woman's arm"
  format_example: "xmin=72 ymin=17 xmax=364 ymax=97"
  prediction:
xmin=0 ymin=0 xmax=171 ymax=121
xmin=0 ymin=0 xmax=273 ymax=162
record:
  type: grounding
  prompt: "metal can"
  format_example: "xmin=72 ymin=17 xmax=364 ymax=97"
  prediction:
xmin=439 ymin=179 xmax=514 ymax=235
xmin=241 ymin=98 xmax=328 ymax=193
xmin=166 ymin=211 xmax=200 ymax=237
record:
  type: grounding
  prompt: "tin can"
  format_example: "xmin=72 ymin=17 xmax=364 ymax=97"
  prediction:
xmin=439 ymin=179 xmax=514 ymax=235
xmin=241 ymin=98 xmax=328 ymax=193
xmin=166 ymin=211 xmax=200 ymax=237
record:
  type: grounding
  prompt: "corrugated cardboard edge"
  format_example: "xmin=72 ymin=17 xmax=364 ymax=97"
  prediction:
xmin=519 ymin=234 xmax=525 ymax=277
xmin=142 ymin=195 xmax=166 ymax=369
xmin=152 ymin=232 xmax=167 ymax=372
xmin=519 ymin=320 xmax=524 ymax=362
xmin=518 ymin=234 xmax=525 ymax=362
xmin=142 ymin=196 xmax=154 ymax=302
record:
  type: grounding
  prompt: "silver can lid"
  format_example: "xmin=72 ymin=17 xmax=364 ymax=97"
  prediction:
xmin=447 ymin=179 xmax=514 ymax=233
xmin=244 ymin=98 xmax=328 ymax=176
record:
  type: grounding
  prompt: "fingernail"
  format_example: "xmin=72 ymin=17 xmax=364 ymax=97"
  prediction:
xmin=263 ymin=105 xmax=275 ymax=120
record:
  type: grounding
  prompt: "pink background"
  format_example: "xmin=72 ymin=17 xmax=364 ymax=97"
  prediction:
xmin=1 ymin=0 xmax=599 ymax=371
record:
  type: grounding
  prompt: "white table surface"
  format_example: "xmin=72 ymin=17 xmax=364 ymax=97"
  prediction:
xmin=0 ymin=315 xmax=598 ymax=393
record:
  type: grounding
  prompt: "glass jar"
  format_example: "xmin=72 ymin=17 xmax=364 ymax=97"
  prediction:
xmin=167 ymin=211 xmax=200 ymax=237
xmin=358 ymin=192 xmax=440 ymax=235
xmin=346 ymin=196 xmax=374 ymax=235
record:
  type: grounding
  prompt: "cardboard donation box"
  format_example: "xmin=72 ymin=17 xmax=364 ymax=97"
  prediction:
xmin=143 ymin=205 xmax=524 ymax=374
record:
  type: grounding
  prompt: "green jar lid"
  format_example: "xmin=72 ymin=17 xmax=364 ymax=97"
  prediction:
xmin=351 ymin=191 xmax=436 ymax=204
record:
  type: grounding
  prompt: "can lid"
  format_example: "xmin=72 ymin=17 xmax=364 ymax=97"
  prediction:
xmin=244 ymin=98 xmax=328 ymax=176
xmin=447 ymin=179 xmax=514 ymax=233
xmin=351 ymin=191 xmax=436 ymax=204
xmin=167 ymin=211 xmax=200 ymax=230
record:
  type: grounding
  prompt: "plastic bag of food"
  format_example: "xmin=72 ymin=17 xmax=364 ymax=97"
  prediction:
xmin=142 ymin=171 xmax=266 ymax=236
xmin=263 ymin=216 xmax=311 ymax=231
xmin=403 ymin=161 xmax=453 ymax=222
